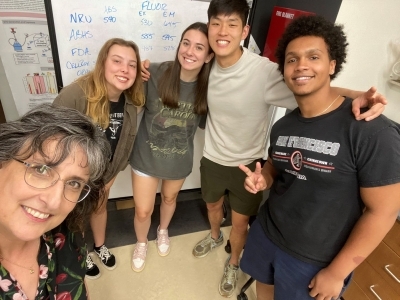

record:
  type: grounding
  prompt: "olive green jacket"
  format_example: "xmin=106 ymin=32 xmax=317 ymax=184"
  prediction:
xmin=53 ymin=82 xmax=138 ymax=183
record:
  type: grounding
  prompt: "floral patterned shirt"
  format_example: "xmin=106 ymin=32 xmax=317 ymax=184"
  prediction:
xmin=0 ymin=222 xmax=87 ymax=300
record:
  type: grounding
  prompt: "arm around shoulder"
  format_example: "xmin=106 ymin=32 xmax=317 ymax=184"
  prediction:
xmin=264 ymin=63 xmax=297 ymax=110
xmin=332 ymin=86 xmax=387 ymax=121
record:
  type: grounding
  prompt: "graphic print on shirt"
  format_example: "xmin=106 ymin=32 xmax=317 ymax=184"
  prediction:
xmin=147 ymin=98 xmax=196 ymax=160
xmin=104 ymin=98 xmax=124 ymax=158
xmin=273 ymin=135 xmax=341 ymax=180
xmin=108 ymin=114 xmax=123 ymax=139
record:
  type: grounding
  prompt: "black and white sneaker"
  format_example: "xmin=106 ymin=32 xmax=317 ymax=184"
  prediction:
xmin=93 ymin=244 xmax=116 ymax=270
xmin=85 ymin=254 xmax=100 ymax=279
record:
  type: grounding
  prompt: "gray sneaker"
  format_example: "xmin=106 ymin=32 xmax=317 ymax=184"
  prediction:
xmin=192 ymin=231 xmax=223 ymax=258
xmin=219 ymin=259 xmax=239 ymax=298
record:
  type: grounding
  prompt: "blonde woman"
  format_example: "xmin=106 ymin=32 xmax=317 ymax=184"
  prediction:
xmin=54 ymin=38 xmax=145 ymax=279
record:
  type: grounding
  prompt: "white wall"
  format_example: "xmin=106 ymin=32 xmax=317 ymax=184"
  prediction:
xmin=334 ymin=0 xmax=400 ymax=122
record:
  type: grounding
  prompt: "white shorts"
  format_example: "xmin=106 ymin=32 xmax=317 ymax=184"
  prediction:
xmin=131 ymin=168 xmax=151 ymax=178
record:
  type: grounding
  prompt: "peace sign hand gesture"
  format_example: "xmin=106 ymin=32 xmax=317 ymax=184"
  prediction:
xmin=239 ymin=162 xmax=268 ymax=194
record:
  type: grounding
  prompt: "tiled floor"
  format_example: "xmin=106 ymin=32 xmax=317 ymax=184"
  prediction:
xmin=84 ymin=190 xmax=256 ymax=299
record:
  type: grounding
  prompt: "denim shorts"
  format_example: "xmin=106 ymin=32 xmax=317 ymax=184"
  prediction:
xmin=240 ymin=218 xmax=353 ymax=300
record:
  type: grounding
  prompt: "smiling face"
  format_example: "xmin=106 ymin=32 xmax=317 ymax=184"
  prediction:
xmin=283 ymin=36 xmax=336 ymax=97
xmin=178 ymin=29 xmax=213 ymax=82
xmin=208 ymin=13 xmax=249 ymax=68
xmin=104 ymin=44 xmax=138 ymax=101
xmin=0 ymin=140 xmax=90 ymax=243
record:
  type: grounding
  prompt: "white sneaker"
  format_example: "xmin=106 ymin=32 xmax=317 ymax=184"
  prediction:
xmin=131 ymin=241 xmax=148 ymax=272
xmin=156 ymin=226 xmax=170 ymax=256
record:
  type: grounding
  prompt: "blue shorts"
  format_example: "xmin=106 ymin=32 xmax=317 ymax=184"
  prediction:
xmin=240 ymin=218 xmax=353 ymax=300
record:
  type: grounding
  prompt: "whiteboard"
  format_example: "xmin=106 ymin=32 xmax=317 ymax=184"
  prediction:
xmin=47 ymin=0 xmax=209 ymax=86
xmin=45 ymin=0 xmax=210 ymax=197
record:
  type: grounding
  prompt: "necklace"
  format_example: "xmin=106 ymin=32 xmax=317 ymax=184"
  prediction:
xmin=0 ymin=254 xmax=35 ymax=274
xmin=314 ymin=95 xmax=341 ymax=117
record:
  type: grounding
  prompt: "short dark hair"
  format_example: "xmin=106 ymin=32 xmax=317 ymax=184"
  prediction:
xmin=275 ymin=15 xmax=348 ymax=80
xmin=0 ymin=103 xmax=111 ymax=232
xmin=207 ymin=0 xmax=249 ymax=27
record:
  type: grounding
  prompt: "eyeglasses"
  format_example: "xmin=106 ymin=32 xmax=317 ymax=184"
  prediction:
xmin=14 ymin=158 xmax=91 ymax=203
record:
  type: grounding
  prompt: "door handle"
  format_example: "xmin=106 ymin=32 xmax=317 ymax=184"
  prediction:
xmin=369 ymin=285 xmax=383 ymax=300
xmin=384 ymin=264 xmax=400 ymax=283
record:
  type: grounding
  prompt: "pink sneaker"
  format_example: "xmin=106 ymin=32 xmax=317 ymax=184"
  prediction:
xmin=131 ymin=241 xmax=148 ymax=272
xmin=156 ymin=226 xmax=170 ymax=256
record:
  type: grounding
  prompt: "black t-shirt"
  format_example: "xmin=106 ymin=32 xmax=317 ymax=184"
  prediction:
xmin=258 ymin=98 xmax=400 ymax=267
xmin=104 ymin=93 xmax=125 ymax=159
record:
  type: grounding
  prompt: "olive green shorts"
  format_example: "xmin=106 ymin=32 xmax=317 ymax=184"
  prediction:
xmin=200 ymin=157 xmax=263 ymax=216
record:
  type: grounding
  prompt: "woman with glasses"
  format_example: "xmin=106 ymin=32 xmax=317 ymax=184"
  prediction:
xmin=0 ymin=104 xmax=110 ymax=300
xmin=53 ymin=38 xmax=145 ymax=279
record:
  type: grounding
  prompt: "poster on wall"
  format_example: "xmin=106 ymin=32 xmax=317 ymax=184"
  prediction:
xmin=0 ymin=0 xmax=56 ymax=116
xmin=263 ymin=6 xmax=315 ymax=62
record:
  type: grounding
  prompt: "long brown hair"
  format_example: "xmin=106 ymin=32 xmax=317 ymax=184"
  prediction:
xmin=77 ymin=38 xmax=145 ymax=128
xmin=157 ymin=22 xmax=214 ymax=115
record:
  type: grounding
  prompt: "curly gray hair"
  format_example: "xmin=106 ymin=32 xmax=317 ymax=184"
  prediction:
xmin=0 ymin=103 xmax=111 ymax=232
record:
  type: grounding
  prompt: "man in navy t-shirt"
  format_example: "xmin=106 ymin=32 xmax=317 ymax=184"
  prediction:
xmin=239 ymin=15 xmax=400 ymax=300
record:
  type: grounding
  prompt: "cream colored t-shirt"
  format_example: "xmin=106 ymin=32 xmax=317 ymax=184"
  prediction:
xmin=204 ymin=48 xmax=297 ymax=166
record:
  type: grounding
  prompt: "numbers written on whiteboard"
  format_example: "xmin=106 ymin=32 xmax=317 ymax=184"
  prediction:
xmin=142 ymin=46 xmax=176 ymax=52
xmin=141 ymin=33 xmax=155 ymax=39
xmin=103 ymin=16 xmax=116 ymax=23
xmin=162 ymin=34 xmax=175 ymax=41
xmin=142 ymin=46 xmax=153 ymax=52
xmin=104 ymin=6 xmax=117 ymax=13
xmin=103 ymin=6 xmax=117 ymax=23
xmin=141 ymin=18 xmax=153 ymax=26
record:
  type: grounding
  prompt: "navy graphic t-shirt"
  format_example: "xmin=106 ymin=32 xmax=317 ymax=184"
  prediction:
xmin=258 ymin=98 xmax=400 ymax=267
xmin=104 ymin=93 xmax=125 ymax=160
